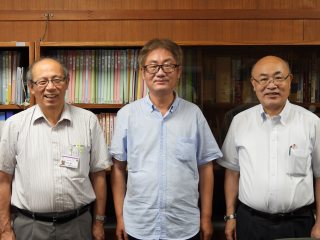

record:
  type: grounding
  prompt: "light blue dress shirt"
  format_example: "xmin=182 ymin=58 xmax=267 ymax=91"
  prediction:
xmin=110 ymin=94 xmax=222 ymax=240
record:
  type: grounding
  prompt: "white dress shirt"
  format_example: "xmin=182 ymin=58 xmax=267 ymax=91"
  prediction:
xmin=0 ymin=104 xmax=112 ymax=212
xmin=217 ymin=101 xmax=320 ymax=213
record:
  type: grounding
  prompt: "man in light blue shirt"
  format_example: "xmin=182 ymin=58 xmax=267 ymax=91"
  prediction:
xmin=110 ymin=39 xmax=222 ymax=240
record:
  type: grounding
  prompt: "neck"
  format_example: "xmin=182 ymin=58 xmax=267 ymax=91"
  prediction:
xmin=149 ymin=92 xmax=175 ymax=116
xmin=40 ymin=105 xmax=64 ymax=126
xmin=264 ymin=105 xmax=285 ymax=117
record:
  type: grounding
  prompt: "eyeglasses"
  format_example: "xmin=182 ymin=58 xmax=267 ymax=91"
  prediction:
xmin=143 ymin=64 xmax=179 ymax=74
xmin=251 ymin=73 xmax=291 ymax=86
xmin=32 ymin=77 xmax=66 ymax=88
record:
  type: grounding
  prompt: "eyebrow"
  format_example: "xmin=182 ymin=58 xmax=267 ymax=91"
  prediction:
xmin=146 ymin=58 xmax=175 ymax=64
xmin=259 ymin=71 xmax=283 ymax=77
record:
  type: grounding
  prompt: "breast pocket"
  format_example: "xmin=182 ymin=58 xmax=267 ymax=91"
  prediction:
xmin=288 ymin=149 xmax=310 ymax=177
xmin=61 ymin=144 xmax=91 ymax=179
xmin=176 ymin=138 xmax=197 ymax=161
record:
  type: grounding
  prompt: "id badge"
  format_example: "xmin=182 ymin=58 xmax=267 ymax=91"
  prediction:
xmin=59 ymin=155 xmax=80 ymax=169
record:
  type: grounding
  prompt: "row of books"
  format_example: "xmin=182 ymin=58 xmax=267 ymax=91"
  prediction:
xmin=209 ymin=54 xmax=320 ymax=104
xmin=96 ymin=112 xmax=116 ymax=146
xmin=47 ymin=49 xmax=146 ymax=104
xmin=213 ymin=56 xmax=257 ymax=104
xmin=45 ymin=48 xmax=198 ymax=104
xmin=0 ymin=48 xmax=199 ymax=106
xmin=0 ymin=51 xmax=26 ymax=105
xmin=290 ymin=54 xmax=320 ymax=103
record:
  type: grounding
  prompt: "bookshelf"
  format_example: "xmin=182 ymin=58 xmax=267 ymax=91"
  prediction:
xmin=1 ymin=1 xmax=319 ymax=239
xmin=0 ymin=41 xmax=320 ymax=223
xmin=35 ymin=41 xmax=203 ymax=107
xmin=34 ymin=41 xmax=320 ymax=237
xmin=0 ymin=42 xmax=34 ymax=130
xmin=34 ymin=41 xmax=320 ymax=151
xmin=196 ymin=44 xmax=320 ymax=146
xmin=0 ymin=42 xmax=35 ymax=110
xmin=35 ymin=42 xmax=204 ymax=149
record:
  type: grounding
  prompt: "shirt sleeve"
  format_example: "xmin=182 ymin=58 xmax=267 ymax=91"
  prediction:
xmin=0 ymin=118 xmax=17 ymax=175
xmin=312 ymin=118 xmax=320 ymax=177
xmin=109 ymin=107 xmax=128 ymax=162
xmin=196 ymin=111 xmax=223 ymax=165
xmin=217 ymin=118 xmax=240 ymax=171
xmin=89 ymin=114 xmax=112 ymax=172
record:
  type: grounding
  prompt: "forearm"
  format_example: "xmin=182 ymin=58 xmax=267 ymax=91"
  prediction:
xmin=314 ymin=178 xmax=320 ymax=225
xmin=111 ymin=159 xmax=127 ymax=221
xmin=90 ymin=170 xmax=107 ymax=217
xmin=224 ymin=169 xmax=239 ymax=215
xmin=199 ymin=162 xmax=214 ymax=220
xmin=0 ymin=171 xmax=13 ymax=232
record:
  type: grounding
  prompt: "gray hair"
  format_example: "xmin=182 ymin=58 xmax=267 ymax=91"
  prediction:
xmin=138 ymin=38 xmax=183 ymax=67
xmin=26 ymin=57 xmax=69 ymax=84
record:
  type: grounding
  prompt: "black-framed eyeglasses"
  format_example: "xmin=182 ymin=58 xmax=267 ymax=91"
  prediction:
xmin=143 ymin=64 xmax=179 ymax=74
xmin=32 ymin=77 xmax=66 ymax=88
xmin=251 ymin=73 xmax=291 ymax=86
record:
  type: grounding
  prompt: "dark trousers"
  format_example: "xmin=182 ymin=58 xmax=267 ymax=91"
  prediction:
xmin=236 ymin=202 xmax=315 ymax=240
xmin=128 ymin=231 xmax=200 ymax=240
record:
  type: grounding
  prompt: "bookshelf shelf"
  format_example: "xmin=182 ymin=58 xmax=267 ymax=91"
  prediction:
xmin=72 ymin=103 xmax=124 ymax=109
xmin=0 ymin=104 xmax=29 ymax=110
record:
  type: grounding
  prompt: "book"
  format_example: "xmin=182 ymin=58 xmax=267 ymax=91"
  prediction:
xmin=0 ymin=112 xmax=5 ymax=139
xmin=90 ymin=50 xmax=96 ymax=103
xmin=215 ymin=56 xmax=232 ymax=103
xmin=5 ymin=111 xmax=14 ymax=119
xmin=241 ymin=57 xmax=257 ymax=103
xmin=232 ymin=58 xmax=242 ymax=103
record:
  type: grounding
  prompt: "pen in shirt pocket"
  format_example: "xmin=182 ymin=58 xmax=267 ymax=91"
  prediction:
xmin=289 ymin=144 xmax=296 ymax=156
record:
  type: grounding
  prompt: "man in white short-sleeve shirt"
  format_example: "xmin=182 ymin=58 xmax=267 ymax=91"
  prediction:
xmin=0 ymin=58 xmax=112 ymax=240
xmin=218 ymin=56 xmax=320 ymax=240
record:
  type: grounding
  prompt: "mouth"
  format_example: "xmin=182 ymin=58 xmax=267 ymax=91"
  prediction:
xmin=154 ymin=79 xmax=168 ymax=84
xmin=44 ymin=94 xmax=58 ymax=99
xmin=265 ymin=92 xmax=280 ymax=97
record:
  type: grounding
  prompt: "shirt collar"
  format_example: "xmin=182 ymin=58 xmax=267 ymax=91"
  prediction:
xmin=143 ymin=92 xmax=180 ymax=114
xmin=33 ymin=104 xmax=72 ymax=125
xmin=259 ymin=100 xmax=291 ymax=125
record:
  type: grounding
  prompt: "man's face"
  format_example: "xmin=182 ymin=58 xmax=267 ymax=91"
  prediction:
xmin=142 ymin=48 xmax=182 ymax=97
xmin=29 ymin=59 xmax=68 ymax=111
xmin=251 ymin=57 xmax=292 ymax=116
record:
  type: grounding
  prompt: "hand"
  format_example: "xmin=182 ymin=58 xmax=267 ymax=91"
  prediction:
xmin=1 ymin=229 xmax=16 ymax=240
xmin=92 ymin=220 xmax=105 ymax=240
xmin=311 ymin=222 xmax=320 ymax=239
xmin=115 ymin=219 xmax=128 ymax=240
xmin=200 ymin=217 xmax=213 ymax=240
xmin=225 ymin=219 xmax=236 ymax=240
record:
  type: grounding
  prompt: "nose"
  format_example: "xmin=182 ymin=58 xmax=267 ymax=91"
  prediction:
xmin=46 ymin=80 xmax=56 ymax=89
xmin=156 ymin=66 xmax=166 ymax=75
xmin=266 ymin=79 xmax=277 ymax=88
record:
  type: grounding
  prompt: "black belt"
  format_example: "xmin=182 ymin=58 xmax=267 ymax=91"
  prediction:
xmin=13 ymin=203 xmax=92 ymax=224
xmin=239 ymin=201 xmax=313 ymax=220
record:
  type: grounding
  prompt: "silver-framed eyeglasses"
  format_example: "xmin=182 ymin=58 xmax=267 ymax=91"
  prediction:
xmin=32 ymin=77 xmax=66 ymax=87
xmin=251 ymin=73 xmax=291 ymax=86
xmin=143 ymin=64 xmax=179 ymax=74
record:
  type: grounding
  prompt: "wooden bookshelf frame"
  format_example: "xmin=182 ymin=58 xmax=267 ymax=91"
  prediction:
xmin=1 ymin=9 xmax=320 ymax=21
